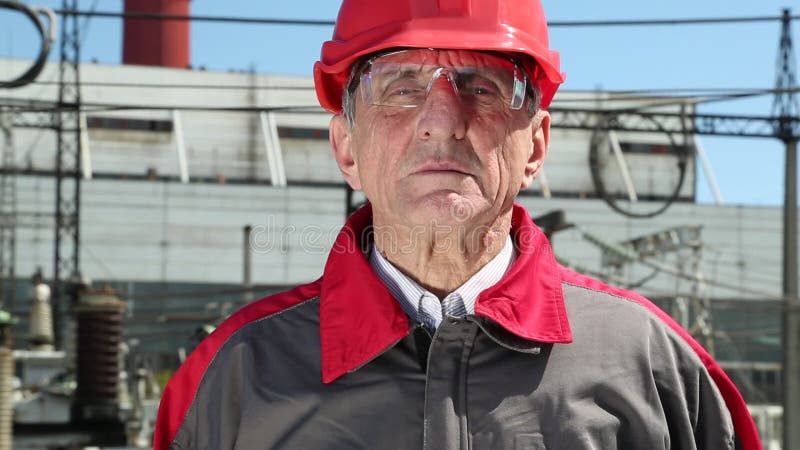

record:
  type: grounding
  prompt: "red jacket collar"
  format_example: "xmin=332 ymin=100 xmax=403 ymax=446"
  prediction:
xmin=319 ymin=203 xmax=572 ymax=383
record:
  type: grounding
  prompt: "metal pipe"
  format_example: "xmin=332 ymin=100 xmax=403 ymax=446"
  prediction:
xmin=538 ymin=168 xmax=552 ymax=199
xmin=693 ymin=135 xmax=724 ymax=204
xmin=243 ymin=225 xmax=253 ymax=304
xmin=259 ymin=112 xmax=286 ymax=187
xmin=172 ymin=110 xmax=189 ymax=183
xmin=79 ymin=112 xmax=92 ymax=180
xmin=607 ymin=130 xmax=638 ymax=202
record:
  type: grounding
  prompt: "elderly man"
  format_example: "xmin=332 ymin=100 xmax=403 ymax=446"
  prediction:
xmin=154 ymin=0 xmax=761 ymax=449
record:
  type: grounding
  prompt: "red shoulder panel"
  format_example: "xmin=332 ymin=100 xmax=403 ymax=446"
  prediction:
xmin=152 ymin=280 xmax=322 ymax=450
xmin=559 ymin=267 xmax=762 ymax=450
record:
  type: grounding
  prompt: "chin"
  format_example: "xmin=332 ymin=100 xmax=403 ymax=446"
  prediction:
xmin=402 ymin=192 xmax=488 ymax=227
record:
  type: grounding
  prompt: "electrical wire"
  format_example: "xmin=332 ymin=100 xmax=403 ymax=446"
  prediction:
xmin=5 ymin=92 xmax=792 ymax=119
xmin=547 ymin=15 xmax=799 ymax=27
xmin=575 ymin=87 xmax=799 ymax=96
xmin=54 ymin=9 xmax=337 ymax=26
xmin=122 ymin=285 xmax=277 ymax=302
xmin=4 ymin=99 xmax=786 ymax=120
xmin=20 ymin=79 xmax=794 ymax=97
xmin=18 ymin=80 xmax=790 ymax=109
xmin=575 ymin=225 xmax=787 ymax=301
xmin=23 ymin=79 xmax=317 ymax=90
xmin=19 ymin=126 xmax=47 ymax=164
xmin=78 ymin=0 xmax=100 ymax=48
xmin=0 ymin=1 xmax=55 ymax=88
xmin=3 ymin=100 xmax=328 ymax=114
xmin=587 ymin=113 xmax=689 ymax=218
xmin=624 ymin=267 xmax=661 ymax=289
xmin=49 ymin=9 xmax=799 ymax=27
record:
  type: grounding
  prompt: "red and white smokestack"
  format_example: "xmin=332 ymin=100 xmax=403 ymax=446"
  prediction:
xmin=122 ymin=0 xmax=190 ymax=68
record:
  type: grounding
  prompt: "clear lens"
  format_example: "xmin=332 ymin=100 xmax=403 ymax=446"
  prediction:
xmin=359 ymin=50 xmax=527 ymax=111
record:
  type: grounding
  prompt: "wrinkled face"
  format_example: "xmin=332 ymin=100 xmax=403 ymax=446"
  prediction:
xmin=330 ymin=49 xmax=550 ymax=229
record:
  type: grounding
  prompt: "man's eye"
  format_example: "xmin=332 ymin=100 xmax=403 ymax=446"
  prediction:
xmin=391 ymin=87 xmax=416 ymax=95
xmin=384 ymin=82 xmax=424 ymax=97
xmin=469 ymin=85 xmax=502 ymax=99
xmin=461 ymin=77 xmax=501 ymax=97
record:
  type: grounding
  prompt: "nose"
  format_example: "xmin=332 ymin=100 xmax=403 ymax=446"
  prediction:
xmin=415 ymin=74 xmax=467 ymax=141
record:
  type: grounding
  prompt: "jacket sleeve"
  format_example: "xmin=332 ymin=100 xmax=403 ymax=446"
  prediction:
xmin=558 ymin=267 xmax=761 ymax=449
xmin=647 ymin=313 xmax=759 ymax=450
xmin=650 ymin=316 xmax=761 ymax=449
xmin=690 ymin=347 xmax=761 ymax=450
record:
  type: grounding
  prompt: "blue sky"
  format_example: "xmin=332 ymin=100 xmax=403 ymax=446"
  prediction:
xmin=1 ymin=0 xmax=797 ymax=206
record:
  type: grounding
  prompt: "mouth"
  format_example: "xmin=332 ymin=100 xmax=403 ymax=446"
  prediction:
xmin=411 ymin=161 xmax=473 ymax=177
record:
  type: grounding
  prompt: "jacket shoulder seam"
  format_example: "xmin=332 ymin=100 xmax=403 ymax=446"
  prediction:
xmin=561 ymin=280 xmax=645 ymax=307
xmin=561 ymin=280 xmax=703 ymax=357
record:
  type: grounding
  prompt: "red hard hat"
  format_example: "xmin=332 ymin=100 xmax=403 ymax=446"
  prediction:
xmin=314 ymin=0 xmax=565 ymax=114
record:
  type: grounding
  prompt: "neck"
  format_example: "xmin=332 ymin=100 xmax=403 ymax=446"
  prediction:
xmin=372 ymin=211 xmax=512 ymax=299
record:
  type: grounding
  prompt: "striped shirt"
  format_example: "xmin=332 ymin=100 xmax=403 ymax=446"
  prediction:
xmin=369 ymin=236 xmax=516 ymax=331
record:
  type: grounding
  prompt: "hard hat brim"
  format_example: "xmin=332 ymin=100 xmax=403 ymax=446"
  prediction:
xmin=314 ymin=21 xmax=566 ymax=113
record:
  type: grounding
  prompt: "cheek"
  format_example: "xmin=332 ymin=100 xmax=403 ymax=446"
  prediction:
xmin=352 ymin=110 xmax=414 ymax=183
xmin=491 ymin=133 xmax=534 ymax=191
xmin=469 ymin=112 xmax=520 ymax=170
xmin=469 ymin=108 xmax=525 ymax=155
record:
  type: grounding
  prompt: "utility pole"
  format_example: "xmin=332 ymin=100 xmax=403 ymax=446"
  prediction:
xmin=773 ymin=9 xmax=800 ymax=450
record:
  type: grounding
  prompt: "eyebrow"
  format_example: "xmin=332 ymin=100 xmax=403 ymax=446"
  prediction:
xmin=373 ymin=66 xmax=432 ymax=81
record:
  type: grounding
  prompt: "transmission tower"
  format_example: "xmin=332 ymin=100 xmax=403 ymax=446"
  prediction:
xmin=53 ymin=0 xmax=82 ymax=350
xmin=772 ymin=8 xmax=800 ymax=450
xmin=0 ymin=109 xmax=17 ymax=311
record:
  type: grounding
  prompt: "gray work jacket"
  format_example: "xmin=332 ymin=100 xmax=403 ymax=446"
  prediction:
xmin=154 ymin=204 xmax=760 ymax=450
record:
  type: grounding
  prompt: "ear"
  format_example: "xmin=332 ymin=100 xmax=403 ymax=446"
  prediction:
xmin=521 ymin=110 xmax=550 ymax=189
xmin=330 ymin=114 xmax=362 ymax=190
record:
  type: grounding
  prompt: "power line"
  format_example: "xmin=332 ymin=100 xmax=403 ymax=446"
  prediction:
xmin=17 ymin=80 xmax=789 ymax=107
xmin=24 ymin=79 xmax=793 ymax=98
xmin=1 ymin=89 xmax=792 ymax=114
xmin=2 ymin=100 xmax=794 ymax=138
xmin=6 ymin=100 xmax=326 ymax=114
xmin=24 ymin=79 xmax=316 ymax=90
xmin=54 ymin=9 xmax=337 ymax=26
xmin=77 ymin=0 xmax=99 ymax=48
xmin=547 ymin=15 xmax=799 ymax=27
xmin=51 ymin=9 xmax=799 ymax=27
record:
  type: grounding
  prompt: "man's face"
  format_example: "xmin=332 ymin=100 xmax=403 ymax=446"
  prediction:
xmin=331 ymin=49 xmax=550 ymax=229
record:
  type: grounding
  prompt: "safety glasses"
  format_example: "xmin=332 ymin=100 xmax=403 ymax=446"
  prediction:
xmin=359 ymin=49 xmax=528 ymax=111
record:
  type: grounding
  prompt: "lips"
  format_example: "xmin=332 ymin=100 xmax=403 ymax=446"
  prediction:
xmin=411 ymin=160 xmax=473 ymax=176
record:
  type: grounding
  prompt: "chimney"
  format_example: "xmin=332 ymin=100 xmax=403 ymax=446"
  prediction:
xmin=122 ymin=0 xmax=190 ymax=68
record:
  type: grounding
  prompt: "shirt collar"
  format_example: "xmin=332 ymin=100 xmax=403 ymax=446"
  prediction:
xmin=368 ymin=236 xmax=516 ymax=329
xmin=319 ymin=203 xmax=572 ymax=383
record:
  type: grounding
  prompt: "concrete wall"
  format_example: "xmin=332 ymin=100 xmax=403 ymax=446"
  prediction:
xmin=13 ymin=175 xmax=786 ymax=302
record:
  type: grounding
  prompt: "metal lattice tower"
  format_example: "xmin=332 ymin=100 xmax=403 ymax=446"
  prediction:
xmin=773 ymin=10 xmax=800 ymax=139
xmin=0 ymin=109 xmax=16 ymax=311
xmin=54 ymin=0 xmax=82 ymax=349
xmin=772 ymin=8 xmax=800 ymax=450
